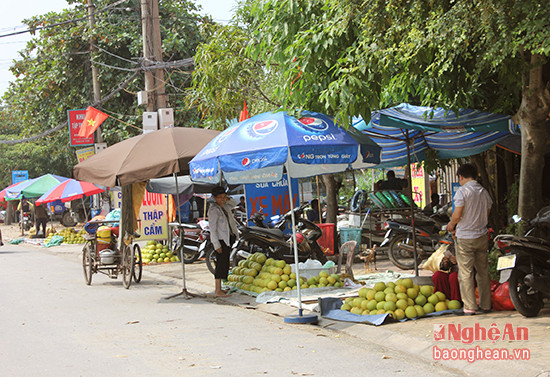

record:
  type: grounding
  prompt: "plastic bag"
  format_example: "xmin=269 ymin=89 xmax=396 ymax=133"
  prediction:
xmin=492 ymin=282 xmax=515 ymax=311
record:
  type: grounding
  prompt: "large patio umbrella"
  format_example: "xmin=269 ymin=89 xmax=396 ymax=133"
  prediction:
xmin=73 ymin=127 xmax=221 ymax=187
xmin=354 ymin=103 xmax=517 ymax=275
xmin=73 ymin=126 xmax=221 ymax=297
xmin=35 ymin=179 xmax=105 ymax=205
xmin=0 ymin=181 xmax=23 ymax=202
xmin=190 ymin=110 xmax=381 ymax=323
xmin=6 ymin=174 xmax=70 ymax=200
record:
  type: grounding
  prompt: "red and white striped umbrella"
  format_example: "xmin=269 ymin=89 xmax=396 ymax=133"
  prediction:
xmin=35 ymin=179 xmax=105 ymax=205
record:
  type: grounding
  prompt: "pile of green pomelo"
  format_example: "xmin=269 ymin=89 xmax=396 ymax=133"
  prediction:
xmin=141 ymin=240 xmax=180 ymax=264
xmin=225 ymin=252 xmax=344 ymax=294
xmin=340 ymin=278 xmax=461 ymax=319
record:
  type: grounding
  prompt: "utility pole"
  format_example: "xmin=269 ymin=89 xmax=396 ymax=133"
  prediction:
xmin=140 ymin=0 xmax=167 ymax=111
xmin=87 ymin=0 xmax=103 ymax=143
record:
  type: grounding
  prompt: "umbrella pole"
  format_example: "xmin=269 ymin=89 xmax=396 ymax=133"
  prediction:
xmin=406 ymin=131 xmax=419 ymax=277
xmin=284 ymin=171 xmax=318 ymax=324
xmin=165 ymin=173 xmax=202 ymax=300
xmin=81 ymin=197 xmax=89 ymax=222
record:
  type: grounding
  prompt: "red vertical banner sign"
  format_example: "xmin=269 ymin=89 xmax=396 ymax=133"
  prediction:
xmin=67 ymin=108 xmax=95 ymax=146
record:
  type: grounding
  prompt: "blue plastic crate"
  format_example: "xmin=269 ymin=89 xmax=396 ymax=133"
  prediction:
xmin=339 ymin=227 xmax=362 ymax=253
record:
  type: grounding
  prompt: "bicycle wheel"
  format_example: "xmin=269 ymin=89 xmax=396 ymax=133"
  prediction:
xmin=121 ymin=244 xmax=134 ymax=289
xmin=82 ymin=242 xmax=93 ymax=285
xmin=132 ymin=243 xmax=142 ymax=283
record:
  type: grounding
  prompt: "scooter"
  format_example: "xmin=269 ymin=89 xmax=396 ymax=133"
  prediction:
xmin=381 ymin=203 xmax=451 ymax=270
xmin=494 ymin=206 xmax=550 ymax=317
xmin=230 ymin=203 xmax=328 ymax=267
xmin=171 ymin=220 xmax=210 ymax=264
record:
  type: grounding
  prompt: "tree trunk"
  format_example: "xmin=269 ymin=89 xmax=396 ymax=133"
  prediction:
xmin=514 ymin=54 xmax=550 ymax=224
xmin=6 ymin=201 xmax=15 ymax=225
xmin=471 ymin=153 xmax=501 ymax=229
xmin=321 ymin=174 xmax=339 ymax=224
xmin=120 ymin=185 xmax=134 ymax=248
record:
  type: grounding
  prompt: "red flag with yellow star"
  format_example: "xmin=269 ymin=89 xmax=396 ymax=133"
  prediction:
xmin=78 ymin=106 xmax=109 ymax=138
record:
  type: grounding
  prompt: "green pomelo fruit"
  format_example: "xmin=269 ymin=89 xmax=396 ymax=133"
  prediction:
xmin=384 ymin=287 xmax=394 ymax=295
xmin=358 ymin=287 xmax=369 ymax=298
xmin=287 ymin=279 xmax=296 ymax=288
xmin=283 ymin=265 xmax=291 ymax=275
xmin=414 ymin=305 xmax=425 ymax=317
xmin=275 ymin=288 xmax=283 ymax=292
xmin=374 ymin=282 xmax=386 ymax=292
xmin=278 ymin=280 xmax=288 ymax=289
xmin=327 ymin=276 xmax=336 ymax=285
xmin=435 ymin=291 xmax=446 ymax=301
xmin=281 ymin=274 xmax=290 ymax=282
xmin=420 ymin=285 xmax=434 ymax=297
xmin=402 ymin=278 xmax=414 ymax=289
xmin=370 ymin=310 xmax=378 ymax=315
xmin=360 ymin=300 xmax=370 ymax=310
xmin=396 ymin=292 xmax=408 ymax=301
xmin=386 ymin=281 xmax=396 ymax=289
xmin=350 ymin=307 xmax=363 ymax=315
xmin=340 ymin=303 xmax=351 ymax=311
xmin=407 ymin=288 xmax=419 ymax=299
xmin=334 ymin=282 xmax=342 ymax=288
xmin=407 ymin=298 xmax=415 ymax=307
xmin=405 ymin=306 xmax=418 ymax=319
xmin=319 ymin=277 xmax=328 ymax=285
xmin=267 ymin=280 xmax=278 ymax=290
xmin=374 ymin=291 xmax=386 ymax=302
xmin=290 ymin=272 xmax=297 ymax=280
xmin=366 ymin=289 xmax=376 ymax=300
xmin=428 ymin=294 xmax=440 ymax=306
xmin=272 ymin=267 xmax=283 ymax=275
xmin=394 ymin=309 xmax=405 ymax=320
xmin=385 ymin=293 xmax=398 ymax=303
xmin=353 ymin=297 xmax=364 ymax=308
xmin=384 ymin=301 xmax=397 ymax=311
xmin=448 ymin=300 xmax=461 ymax=310
xmin=394 ymin=285 xmax=407 ymax=294
xmin=435 ymin=301 xmax=448 ymax=312
xmin=423 ymin=303 xmax=435 ymax=314
xmin=415 ymin=294 xmax=427 ymax=306
xmin=376 ymin=309 xmax=386 ymax=315
xmin=275 ymin=260 xmax=286 ymax=268
xmin=307 ymin=277 xmax=317 ymax=285
xmin=376 ymin=301 xmax=386 ymax=310
xmin=361 ymin=309 xmax=370 ymax=315
xmin=319 ymin=270 xmax=329 ymax=278
xmin=271 ymin=274 xmax=282 ymax=283
xmin=396 ymin=299 xmax=408 ymax=310
xmin=309 ymin=284 xmax=317 ymax=288
xmin=367 ymin=300 xmax=377 ymax=311
xmin=284 ymin=287 xmax=292 ymax=292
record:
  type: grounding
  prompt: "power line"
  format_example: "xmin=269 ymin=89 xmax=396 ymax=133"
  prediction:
xmin=0 ymin=0 xmax=130 ymax=39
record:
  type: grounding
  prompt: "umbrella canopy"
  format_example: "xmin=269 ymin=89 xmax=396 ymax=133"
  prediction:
xmin=73 ymin=127 xmax=221 ymax=187
xmin=5 ymin=174 xmax=70 ymax=200
xmin=0 ymin=181 xmax=23 ymax=202
xmin=354 ymin=103 xmax=517 ymax=168
xmin=146 ymin=175 xmax=239 ymax=196
xmin=35 ymin=179 xmax=105 ymax=205
xmin=190 ymin=111 xmax=381 ymax=184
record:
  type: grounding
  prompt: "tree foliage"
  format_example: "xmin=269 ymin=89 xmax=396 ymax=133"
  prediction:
xmin=0 ymin=0 xmax=211 ymax=189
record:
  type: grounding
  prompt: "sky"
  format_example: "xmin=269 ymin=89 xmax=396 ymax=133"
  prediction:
xmin=0 ymin=0 xmax=237 ymax=97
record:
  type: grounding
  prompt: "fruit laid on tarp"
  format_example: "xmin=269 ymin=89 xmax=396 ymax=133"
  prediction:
xmin=44 ymin=227 xmax=86 ymax=244
xmin=339 ymin=281 xmax=460 ymax=319
xmin=225 ymin=253 xmax=344 ymax=294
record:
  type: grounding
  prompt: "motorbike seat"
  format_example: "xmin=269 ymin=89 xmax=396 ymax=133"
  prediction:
xmin=248 ymin=226 xmax=285 ymax=239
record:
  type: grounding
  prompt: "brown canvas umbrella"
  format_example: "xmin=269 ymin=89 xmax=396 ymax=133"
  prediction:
xmin=73 ymin=127 xmax=220 ymax=186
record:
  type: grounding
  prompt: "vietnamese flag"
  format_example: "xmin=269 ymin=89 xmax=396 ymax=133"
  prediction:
xmin=78 ymin=106 xmax=109 ymax=138
xmin=239 ymin=101 xmax=250 ymax=122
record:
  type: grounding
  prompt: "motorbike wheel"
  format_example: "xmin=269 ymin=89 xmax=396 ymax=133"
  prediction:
xmin=388 ymin=233 xmax=423 ymax=270
xmin=182 ymin=246 xmax=200 ymax=264
xmin=132 ymin=244 xmax=142 ymax=283
xmin=312 ymin=244 xmax=328 ymax=264
xmin=204 ymin=244 xmax=217 ymax=275
xmin=61 ymin=211 xmax=77 ymax=227
xmin=508 ymin=268 xmax=544 ymax=317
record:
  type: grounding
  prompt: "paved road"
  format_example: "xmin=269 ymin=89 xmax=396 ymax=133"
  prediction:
xmin=0 ymin=245 xmax=463 ymax=376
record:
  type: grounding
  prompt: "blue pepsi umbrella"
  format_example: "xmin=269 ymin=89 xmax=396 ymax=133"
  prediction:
xmin=190 ymin=110 xmax=381 ymax=323
xmin=190 ymin=111 xmax=381 ymax=184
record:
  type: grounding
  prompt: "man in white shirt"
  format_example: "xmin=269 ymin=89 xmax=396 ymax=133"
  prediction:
xmin=447 ymin=163 xmax=492 ymax=315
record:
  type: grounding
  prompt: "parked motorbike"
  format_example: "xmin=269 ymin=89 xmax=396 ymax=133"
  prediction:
xmin=494 ymin=206 xmax=550 ymax=317
xmin=230 ymin=203 xmax=328 ymax=266
xmin=381 ymin=203 xmax=451 ymax=270
xmin=171 ymin=220 xmax=210 ymax=264
xmin=20 ymin=212 xmax=32 ymax=231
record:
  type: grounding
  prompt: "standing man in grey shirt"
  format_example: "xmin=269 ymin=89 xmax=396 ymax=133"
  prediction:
xmin=446 ymin=163 xmax=493 ymax=315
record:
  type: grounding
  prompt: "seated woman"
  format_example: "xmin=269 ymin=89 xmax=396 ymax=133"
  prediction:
xmin=432 ymin=244 xmax=461 ymax=302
